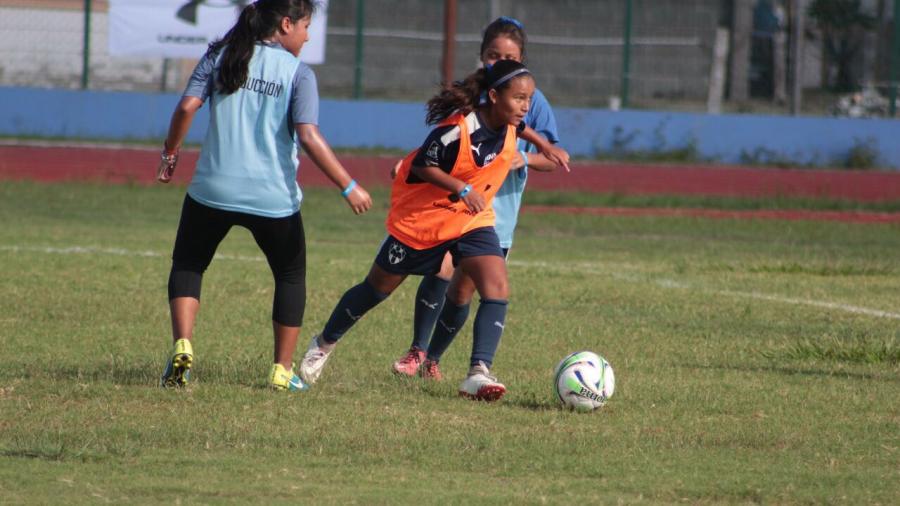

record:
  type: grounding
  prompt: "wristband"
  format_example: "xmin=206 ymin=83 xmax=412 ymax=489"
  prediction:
xmin=457 ymin=184 xmax=472 ymax=198
xmin=519 ymin=150 xmax=529 ymax=168
xmin=341 ymin=179 xmax=357 ymax=197
xmin=157 ymin=143 xmax=179 ymax=183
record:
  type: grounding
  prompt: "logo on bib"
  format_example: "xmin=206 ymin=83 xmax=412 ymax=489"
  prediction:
xmin=425 ymin=141 xmax=441 ymax=161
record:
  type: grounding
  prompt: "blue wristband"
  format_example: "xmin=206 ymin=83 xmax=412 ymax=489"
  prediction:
xmin=341 ymin=179 xmax=357 ymax=197
xmin=458 ymin=184 xmax=472 ymax=198
xmin=519 ymin=150 xmax=529 ymax=168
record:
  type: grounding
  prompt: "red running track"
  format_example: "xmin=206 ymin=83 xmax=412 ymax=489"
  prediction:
xmin=2 ymin=144 xmax=900 ymax=206
xmin=525 ymin=205 xmax=900 ymax=224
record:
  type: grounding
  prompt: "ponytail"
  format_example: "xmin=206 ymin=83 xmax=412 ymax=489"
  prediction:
xmin=212 ymin=5 xmax=260 ymax=94
xmin=208 ymin=0 xmax=317 ymax=95
xmin=425 ymin=59 xmax=531 ymax=125
xmin=425 ymin=69 xmax=487 ymax=125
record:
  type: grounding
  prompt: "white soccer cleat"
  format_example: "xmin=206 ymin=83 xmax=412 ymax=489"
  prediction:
xmin=458 ymin=361 xmax=506 ymax=402
xmin=299 ymin=334 xmax=334 ymax=385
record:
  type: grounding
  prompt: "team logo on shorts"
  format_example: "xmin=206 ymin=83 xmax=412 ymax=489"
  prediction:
xmin=388 ymin=242 xmax=407 ymax=265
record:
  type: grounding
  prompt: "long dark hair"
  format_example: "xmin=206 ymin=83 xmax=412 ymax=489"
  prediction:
xmin=209 ymin=0 xmax=316 ymax=94
xmin=425 ymin=59 xmax=531 ymax=125
xmin=480 ymin=16 xmax=527 ymax=62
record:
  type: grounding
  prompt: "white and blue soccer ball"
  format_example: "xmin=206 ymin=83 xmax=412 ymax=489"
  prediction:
xmin=553 ymin=351 xmax=615 ymax=412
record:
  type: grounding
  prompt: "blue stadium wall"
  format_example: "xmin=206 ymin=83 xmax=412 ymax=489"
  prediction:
xmin=2 ymin=86 xmax=899 ymax=169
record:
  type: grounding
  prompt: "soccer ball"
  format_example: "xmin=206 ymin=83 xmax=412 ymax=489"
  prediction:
xmin=553 ymin=351 xmax=615 ymax=412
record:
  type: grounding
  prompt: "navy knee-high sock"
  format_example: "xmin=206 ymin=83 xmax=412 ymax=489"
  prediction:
xmin=470 ymin=299 xmax=508 ymax=368
xmin=321 ymin=280 xmax=389 ymax=343
xmin=411 ymin=275 xmax=450 ymax=350
xmin=425 ymin=300 xmax=470 ymax=362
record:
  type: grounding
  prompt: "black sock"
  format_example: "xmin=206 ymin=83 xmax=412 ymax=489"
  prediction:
xmin=321 ymin=280 xmax=389 ymax=343
xmin=411 ymin=275 xmax=450 ymax=350
xmin=425 ymin=300 xmax=471 ymax=362
xmin=470 ymin=299 xmax=508 ymax=368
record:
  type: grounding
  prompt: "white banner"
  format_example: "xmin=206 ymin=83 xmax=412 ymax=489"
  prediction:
xmin=108 ymin=0 xmax=327 ymax=63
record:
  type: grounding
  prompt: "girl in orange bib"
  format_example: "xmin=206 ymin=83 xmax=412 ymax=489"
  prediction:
xmin=298 ymin=60 xmax=569 ymax=401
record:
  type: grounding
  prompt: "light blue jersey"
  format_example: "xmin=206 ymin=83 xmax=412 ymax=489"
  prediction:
xmin=493 ymin=88 xmax=559 ymax=248
xmin=185 ymin=42 xmax=319 ymax=218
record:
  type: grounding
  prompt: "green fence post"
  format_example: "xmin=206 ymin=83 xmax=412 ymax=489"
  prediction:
xmin=890 ymin=0 xmax=899 ymax=116
xmin=621 ymin=0 xmax=633 ymax=108
xmin=353 ymin=0 xmax=365 ymax=100
xmin=82 ymin=0 xmax=92 ymax=89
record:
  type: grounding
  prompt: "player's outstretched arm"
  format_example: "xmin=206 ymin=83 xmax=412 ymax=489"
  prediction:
xmin=295 ymin=123 xmax=372 ymax=215
xmin=518 ymin=152 xmax=568 ymax=172
xmin=157 ymin=96 xmax=203 ymax=183
xmin=517 ymin=125 xmax=570 ymax=172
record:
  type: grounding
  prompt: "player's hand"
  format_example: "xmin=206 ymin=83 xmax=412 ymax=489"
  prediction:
xmin=541 ymin=144 xmax=571 ymax=172
xmin=447 ymin=184 xmax=484 ymax=213
xmin=512 ymin=151 xmax=527 ymax=170
xmin=157 ymin=146 xmax=178 ymax=183
xmin=345 ymin=185 xmax=372 ymax=215
xmin=389 ymin=159 xmax=402 ymax=179
xmin=460 ymin=190 xmax=486 ymax=214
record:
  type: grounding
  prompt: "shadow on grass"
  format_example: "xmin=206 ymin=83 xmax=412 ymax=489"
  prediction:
xmin=16 ymin=357 xmax=270 ymax=388
xmin=682 ymin=362 xmax=900 ymax=382
xmin=504 ymin=396 xmax=564 ymax=412
xmin=41 ymin=361 xmax=159 ymax=386
xmin=1 ymin=447 xmax=67 ymax=461
xmin=1 ymin=439 xmax=137 ymax=463
xmin=26 ymin=360 xmax=572 ymax=410
xmin=0 ymin=446 xmax=116 ymax=463
xmin=400 ymin=376 xmax=562 ymax=411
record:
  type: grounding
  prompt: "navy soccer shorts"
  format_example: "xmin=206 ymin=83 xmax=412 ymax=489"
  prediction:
xmin=374 ymin=226 xmax=504 ymax=275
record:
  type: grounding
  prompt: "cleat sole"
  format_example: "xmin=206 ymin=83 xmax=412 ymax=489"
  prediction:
xmin=162 ymin=354 xmax=192 ymax=388
xmin=458 ymin=384 xmax=506 ymax=402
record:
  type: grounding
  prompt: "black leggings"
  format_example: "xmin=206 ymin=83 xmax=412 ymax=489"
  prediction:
xmin=168 ymin=194 xmax=307 ymax=327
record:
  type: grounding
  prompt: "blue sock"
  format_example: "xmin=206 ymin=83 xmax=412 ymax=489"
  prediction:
xmin=470 ymin=299 xmax=508 ymax=368
xmin=411 ymin=275 xmax=450 ymax=350
xmin=425 ymin=300 xmax=471 ymax=362
xmin=321 ymin=280 xmax=389 ymax=343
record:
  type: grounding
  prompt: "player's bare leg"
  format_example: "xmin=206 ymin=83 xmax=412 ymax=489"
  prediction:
xmin=273 ymin=321 xmax=299 ymax=368
xmin=169 ymin=296 xmax=199 ymax=342
xmin=161 ymin=297 xmax=198 ymax=388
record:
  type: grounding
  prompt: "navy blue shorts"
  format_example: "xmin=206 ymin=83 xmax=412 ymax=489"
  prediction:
xmin=375 ymin=227 xmax=504 ymax=275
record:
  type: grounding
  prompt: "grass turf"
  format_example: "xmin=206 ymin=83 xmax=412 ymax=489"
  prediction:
xmin=0 ymin=181 xmax=897 ymax=504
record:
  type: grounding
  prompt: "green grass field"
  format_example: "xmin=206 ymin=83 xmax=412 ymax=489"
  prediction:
xmin=1 ymin=181 xmax=898 ymax=504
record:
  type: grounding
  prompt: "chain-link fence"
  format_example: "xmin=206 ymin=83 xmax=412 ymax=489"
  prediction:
xmin=0 ymin=0 xmax=897 ymax=117
xmin=328 ymin=0 xmax=723 ymax=109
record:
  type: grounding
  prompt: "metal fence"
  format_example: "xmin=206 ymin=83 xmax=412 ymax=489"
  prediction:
xmin=0 ymin=0 xmax=897 ymax=117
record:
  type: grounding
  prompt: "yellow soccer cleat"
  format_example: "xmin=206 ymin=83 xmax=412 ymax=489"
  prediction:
xmin=269 ymin=363 xmax=309 ymax=392
xmin=160 ymin=338 xmax=193 ymax=388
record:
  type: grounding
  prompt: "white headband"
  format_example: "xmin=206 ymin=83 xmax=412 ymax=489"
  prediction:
xmin=490 ymin=68 xmax=531 ymax=89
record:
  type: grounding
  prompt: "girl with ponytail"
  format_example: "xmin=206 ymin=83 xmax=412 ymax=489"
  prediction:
xmin=156 ymin=0 xmax=372 ymax=393
xmin=298 ymin=59 xmax=570 ymax=403
xmin=391 ymin=16 xmax=564 ymax=385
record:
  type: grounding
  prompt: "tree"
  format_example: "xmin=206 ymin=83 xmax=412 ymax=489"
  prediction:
xmin=730 ymin=0 xmax=755 ymax=101
xmin=807 ymin=0 xmax=877 ymax=91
